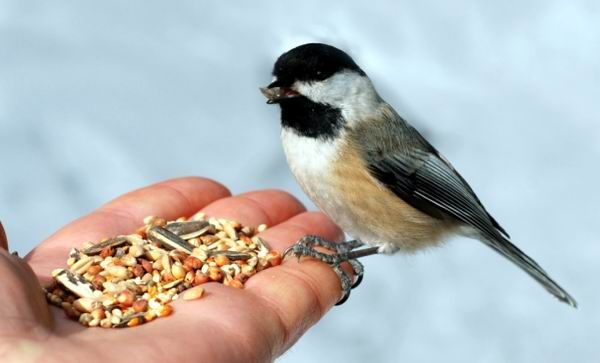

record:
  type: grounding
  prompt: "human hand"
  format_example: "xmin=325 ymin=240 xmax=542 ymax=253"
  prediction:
xmin=0 ymin=177 xmax=344 ymax=363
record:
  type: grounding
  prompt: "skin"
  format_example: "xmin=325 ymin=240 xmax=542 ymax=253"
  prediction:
xmin=0 ymin=177 xmax=346 ymax=363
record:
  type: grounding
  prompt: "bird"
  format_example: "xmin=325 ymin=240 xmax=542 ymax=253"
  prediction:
xmin=260 ymin=43 xmax=577 ymax=307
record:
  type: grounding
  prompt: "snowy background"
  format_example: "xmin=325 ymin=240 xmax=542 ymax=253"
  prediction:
xmin=1 ymin=1 xmax=599 ymax=362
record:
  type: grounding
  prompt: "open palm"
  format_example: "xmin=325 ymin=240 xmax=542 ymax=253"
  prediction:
xmin=0 ymin=177 xmax=345 ymax=363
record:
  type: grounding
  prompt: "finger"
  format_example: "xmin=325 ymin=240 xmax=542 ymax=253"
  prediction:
xmin=26 ymin=177 xmax=231 ymax=278
xmin=244 ymin=211 xmax=345 ymax=354
xmin=0 ymin=221 xmax=7 ymax=250
xmin=200 ymin=189 xmax=306 ymax=227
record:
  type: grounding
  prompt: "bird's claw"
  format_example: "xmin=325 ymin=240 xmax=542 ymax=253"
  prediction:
xmin=283 ymin=235 xmax=366 ymax=305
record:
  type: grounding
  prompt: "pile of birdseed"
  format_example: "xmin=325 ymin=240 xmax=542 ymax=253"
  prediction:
xmin=44 ymin=212 xmax=281 ymax=328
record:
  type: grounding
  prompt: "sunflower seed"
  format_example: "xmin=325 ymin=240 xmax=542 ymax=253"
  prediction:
xmin=147 ymin=227 xmax=194 ymax=254
xmin=53 ymin=269 xmax=96 ymax=299
xmin=83 ymin=237 xmax=128 ymax=255
xmin=165 ymin=220 xmax=212 ymax=240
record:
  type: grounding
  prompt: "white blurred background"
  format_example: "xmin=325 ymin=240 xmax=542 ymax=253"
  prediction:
xmin=1 ymin=1 xmax=599 ymax=362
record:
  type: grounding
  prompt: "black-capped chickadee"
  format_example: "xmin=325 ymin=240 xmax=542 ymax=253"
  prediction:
xmin=260 ymin=43 xmax=576 ymax=307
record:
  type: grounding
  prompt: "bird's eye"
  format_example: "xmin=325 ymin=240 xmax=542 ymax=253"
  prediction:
xmin=316 ymin=71 xmax=322 ymax=75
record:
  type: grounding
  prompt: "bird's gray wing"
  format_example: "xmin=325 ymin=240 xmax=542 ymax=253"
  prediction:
xmin=361 ymin=117 xmax=506 ymax=240
xmin=353 ymin=107 xmax=509 ymax=238
xmin=367 ymin=142 xmax=504 ymax=241
xmin=361 ymin=122 xmax=576 ymax=306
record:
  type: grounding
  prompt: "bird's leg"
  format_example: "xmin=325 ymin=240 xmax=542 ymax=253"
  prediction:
xmin=283 ymin=235 xmax=379 ymax=305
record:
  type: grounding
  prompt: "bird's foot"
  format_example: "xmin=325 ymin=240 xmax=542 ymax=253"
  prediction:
xmin=283 ymin=235 xmax=378 ymax=305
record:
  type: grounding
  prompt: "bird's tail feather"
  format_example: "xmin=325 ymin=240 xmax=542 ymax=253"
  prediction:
xmin=483 ymin=236 xmax=577 ymax=308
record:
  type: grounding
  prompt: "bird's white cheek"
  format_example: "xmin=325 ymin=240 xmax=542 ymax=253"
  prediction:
xmin=294 ymin=73 xmax=381 ymax=127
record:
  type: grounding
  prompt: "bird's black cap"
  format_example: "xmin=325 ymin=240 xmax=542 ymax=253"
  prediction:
xmin=270 ymin=43 xmax=365 ymax=87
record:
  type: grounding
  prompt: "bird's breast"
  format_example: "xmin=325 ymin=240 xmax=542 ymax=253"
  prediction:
xmin=281 ymin=127 xmax=452 ymax=253
xmin=281 ymin=128 xmax=341 ymax=208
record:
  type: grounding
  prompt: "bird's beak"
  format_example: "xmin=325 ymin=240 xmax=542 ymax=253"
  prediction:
xmin=260 ymin=81 xmax=300 ymax=104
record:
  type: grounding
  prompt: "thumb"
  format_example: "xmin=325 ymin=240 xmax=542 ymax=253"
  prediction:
xmin=0 ymin=248 xmax=54 ymax=336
